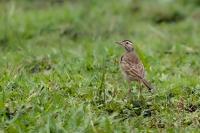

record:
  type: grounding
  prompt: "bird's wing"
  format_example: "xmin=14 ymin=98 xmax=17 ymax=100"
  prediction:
xmin=122 ymin=61 xmax=144 ymax=79
xmin=121 ymin=54 xmax=145 ymax=79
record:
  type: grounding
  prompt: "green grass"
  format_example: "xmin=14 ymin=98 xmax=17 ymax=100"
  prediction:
xmin=0 ymin=0 xmax=200 ymax=132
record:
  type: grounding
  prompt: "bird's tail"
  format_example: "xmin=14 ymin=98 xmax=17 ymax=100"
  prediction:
xmin=142 ymin=79 xmax=154 ymax=93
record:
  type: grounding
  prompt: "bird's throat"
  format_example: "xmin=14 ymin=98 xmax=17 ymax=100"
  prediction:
xmin=125 ymin=47 xmax=134 ymax=52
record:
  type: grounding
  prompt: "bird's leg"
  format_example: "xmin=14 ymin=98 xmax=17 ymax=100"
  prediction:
xmin=138 ymin=81 xmax=143 ymax=99
xmin=127 ymin=80 xmax=132 ymax=94
xmin=139 ymin=86 xmax=142 ymax=99
xmin=126 ymin=80 xmax=133 ymax=100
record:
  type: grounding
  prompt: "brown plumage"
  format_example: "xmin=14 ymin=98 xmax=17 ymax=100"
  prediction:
xmin=116 ymin=40 xmax=154 ymax=95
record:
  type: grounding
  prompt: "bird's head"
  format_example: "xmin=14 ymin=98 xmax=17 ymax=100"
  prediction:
xmin=115 ymin=40 xmax=134 ymax=52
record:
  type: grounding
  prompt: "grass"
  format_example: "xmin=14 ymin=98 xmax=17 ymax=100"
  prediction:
xmin=0 ymin=0 xmax=200 ymax=132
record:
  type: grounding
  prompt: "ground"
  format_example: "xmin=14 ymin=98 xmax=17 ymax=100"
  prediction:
xmin=0 ymin=0 xmax=200 ymax=132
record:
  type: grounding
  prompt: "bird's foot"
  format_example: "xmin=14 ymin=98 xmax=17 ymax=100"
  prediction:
xmin=138 ymin=94 xmax=144 ymax=100
xmin=126 ymin=88 xmax=133 ymax=100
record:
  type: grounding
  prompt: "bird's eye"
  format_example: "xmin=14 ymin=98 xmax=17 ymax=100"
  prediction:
xmin=126 ymin=42 xmax=129 ymax=44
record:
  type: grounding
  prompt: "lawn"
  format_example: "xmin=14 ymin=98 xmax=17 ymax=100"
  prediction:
xmin=0 ymin=0 xmax=200 ymax=132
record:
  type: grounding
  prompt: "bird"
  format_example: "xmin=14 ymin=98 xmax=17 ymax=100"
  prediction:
xmin=115 ymin=40 xmax=154 ymax=97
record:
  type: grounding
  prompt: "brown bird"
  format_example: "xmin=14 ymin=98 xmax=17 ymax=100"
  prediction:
xmin=116 ymin=40 xmax=154 ymax=97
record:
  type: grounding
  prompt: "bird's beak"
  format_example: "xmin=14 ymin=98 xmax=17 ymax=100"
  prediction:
xmin=115 ymin=41 xmax=121 ymax=45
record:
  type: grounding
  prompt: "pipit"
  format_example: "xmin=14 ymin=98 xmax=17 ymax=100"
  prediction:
xmin=116 ymin=40 xmax=154 ymax=97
